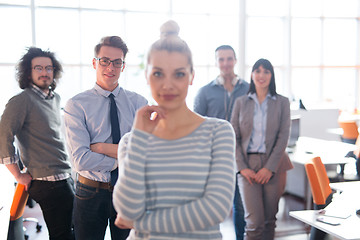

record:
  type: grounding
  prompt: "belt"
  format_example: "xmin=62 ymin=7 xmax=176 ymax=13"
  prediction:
xmin=247 ymin=152 xmax=266 ymax=155
xmin=77 ymin=175 xmax=112 ymax=190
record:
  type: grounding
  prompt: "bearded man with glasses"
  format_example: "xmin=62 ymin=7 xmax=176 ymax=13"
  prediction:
xmin=64 ymin=36 xmax=148 ymax=240
xmin=0 ymin=47 xmax=75 ymax=240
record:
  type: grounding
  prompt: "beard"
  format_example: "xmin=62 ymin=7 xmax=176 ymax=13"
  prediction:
xmin=33 ymin=77 xmax=52 ymax=90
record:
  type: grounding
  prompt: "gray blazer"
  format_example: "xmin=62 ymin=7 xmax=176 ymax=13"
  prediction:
xmin=230 ymin=94 xmax=293 ymax=173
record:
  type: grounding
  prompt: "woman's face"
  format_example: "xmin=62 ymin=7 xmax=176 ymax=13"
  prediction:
xmin=146 ymin=50 xmax=194 ymax=110
xmin=252 ymin=65 xmax=272 ymax=92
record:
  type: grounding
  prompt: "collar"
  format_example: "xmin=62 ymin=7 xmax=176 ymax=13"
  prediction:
xmin=215 ymin=75 xmax=241 ymax=86
xmin=248 ymin=92 xmax=277 ymax=101
xmin=30 ymin=84 xmax=54 ymax=100
xmin=94 ymin=83 xmax=121 ymax=98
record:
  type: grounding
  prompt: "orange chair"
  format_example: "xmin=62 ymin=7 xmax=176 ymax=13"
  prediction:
xmin=305 ymin=157 xmax=332 ymax=206
xmin=305 ymin=157 xmax=333 ymax=240
xmin=8 ymin=183 xmax=29 ymax=240
xmin=338 ymin=121 xmax=359 ymax=143
xmin=8 ymin=183 xmax=42 ymax=240
xmin=311 ymin=157 xmax=333 ymax=204
xmin=10 ymin=183 xmax=29 ymax=221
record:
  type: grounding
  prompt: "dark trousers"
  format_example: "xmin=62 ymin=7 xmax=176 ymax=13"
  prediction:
xmin=28 ymin=178 xmax=75 ymax=240
xmin=233 ymin=174 xmax=246 ymax=240
xmin=73 ymin=181 xmax=130 ymax=240
xmin=344 ymin=151 xmax=360 ymax=177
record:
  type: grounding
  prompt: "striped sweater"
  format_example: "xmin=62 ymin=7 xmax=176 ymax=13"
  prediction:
xmin=113 ymin=118 xmax=235 ymax=239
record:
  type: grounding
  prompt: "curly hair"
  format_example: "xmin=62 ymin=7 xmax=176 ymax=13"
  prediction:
xmin=16 ymin=47 xmax=63 ymax=90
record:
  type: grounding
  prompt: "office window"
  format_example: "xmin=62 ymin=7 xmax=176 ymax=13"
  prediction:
xmin=36 ymin=0 xmax=78 ymax=7
xmin=323 ymin=69 xmax=356 ymax=110
xmin=80 ymin=10 xmax=126 ymax=64
xmin=125 ymin=12 xmax=168 ymax=65
xmin=323 ymin=19 xmax=357 ymax=66
xmin=291 ymin=19 xmax=322 ymax=66
xmin=291 ymin=68 xmax=321 ymax=106
xmin=0 ymin=0 xmax=359 ymax=114
xmin=245 ymin=0 xmax=360 ymax=109
xmin=0 ymin=66 xmax=20 ymax=114
xmin=246 ymin=17 xmax=285 ymax=66
xmin=247 ymin=0 xmax=288 ymax=16
xmin=0 ymin=7 xmax=32 ymax=63
xmin=36 ymin=8 xmax=81 ymax=64
xmin=323 ymin=0 xmax=358 ymax=17
xmin=291 ymin=0 xmax=322 ymax=17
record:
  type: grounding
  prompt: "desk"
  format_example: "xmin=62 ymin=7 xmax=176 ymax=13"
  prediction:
xmin=330 ymin=181 xmax=360 ymax=192
xmin=290 ymin=181 xmax=360 ymax=240
xmin=292 ymin=137 xmax=356 ymax=163
xmin=338 ymin=113 xmax=360 ymax=123
xmin=286 ymin=137 xmax=356 ymax=209
xmin=0 ymin=165 xmax=15 ymax=239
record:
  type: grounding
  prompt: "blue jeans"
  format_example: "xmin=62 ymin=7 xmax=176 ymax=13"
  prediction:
xmin=233 ymin=174 xmax=246 ymax=240
xmin=73 ymin=181 xmax=130 ymax=240
xmin=28 ymin=178 xmax=75 ymax=240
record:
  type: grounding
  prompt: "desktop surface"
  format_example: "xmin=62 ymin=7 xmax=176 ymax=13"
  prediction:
xmin=290 ymin=181 xmax=360 ymax=240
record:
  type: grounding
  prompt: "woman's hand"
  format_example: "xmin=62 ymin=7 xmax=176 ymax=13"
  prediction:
xmin=254 ymin=168 xmax=272 ymax=185
xmin=115 ymin=214 xmax=133 ymax=229
xmin=134 ymin=105 xmax=166 ymax=133
xmin=240 ymin=168 xmax=256 ymax=185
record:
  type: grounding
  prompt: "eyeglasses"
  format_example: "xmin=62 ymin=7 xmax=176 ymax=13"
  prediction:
xmin=95 ymin=57 xmax=125 ymax=68
xmin=33 ymin=65 xmax=55 ymax=74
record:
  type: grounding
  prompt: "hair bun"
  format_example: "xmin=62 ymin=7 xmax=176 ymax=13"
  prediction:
xmin=160 ymin=20 xmax=180 ymax=38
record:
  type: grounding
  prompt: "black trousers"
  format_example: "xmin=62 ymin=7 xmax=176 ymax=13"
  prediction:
xmin=28 ymin=178 xmax=75 ymax=240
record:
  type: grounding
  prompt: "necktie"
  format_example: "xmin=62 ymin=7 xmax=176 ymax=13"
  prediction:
xmin=109 ymin=93 xmax=120 ymax=186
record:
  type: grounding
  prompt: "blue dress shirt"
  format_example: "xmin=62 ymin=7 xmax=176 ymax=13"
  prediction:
xmin=247 ymin=93 xmax=276 ymax=153
xmin=64 ymin=84 xmax=147 ymax=182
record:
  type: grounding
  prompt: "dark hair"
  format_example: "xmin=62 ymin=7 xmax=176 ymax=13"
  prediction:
xmin=147 ymin=20 xmax=193 ymax=73
xmin=248 ymin=58 xmax=277 ymax=96
xmin=94 ymin=36 xmax=128 ymax=58
xmin=215 ymin=45 xmax=236 ymax=60
xmin=16 ymin=47 xmax=63 ymax=90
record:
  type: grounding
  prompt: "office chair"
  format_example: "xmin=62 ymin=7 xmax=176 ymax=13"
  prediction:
xmin=8 ymin=183 xmax=42 ymax=240
xmin=305 ymin=156 xmax=333 ymax=240
xmin=8 ymin=183 xmax=28 ymax=240
xmin=338 ymin=121 xmax=358 ymax=144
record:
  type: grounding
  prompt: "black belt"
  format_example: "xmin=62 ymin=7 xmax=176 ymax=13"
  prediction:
xmin=247 ymin=152 xmax=265 ymax=155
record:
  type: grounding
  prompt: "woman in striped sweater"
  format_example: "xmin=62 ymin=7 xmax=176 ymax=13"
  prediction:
xmin=112 ymin=20 xmax=236 ymax=239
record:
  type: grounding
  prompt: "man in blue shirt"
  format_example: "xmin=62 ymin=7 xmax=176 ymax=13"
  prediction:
xmin=194 ymin=45 xmax=249 ymax=240
xmin=64 ymin=36 xmax=148 ymax=240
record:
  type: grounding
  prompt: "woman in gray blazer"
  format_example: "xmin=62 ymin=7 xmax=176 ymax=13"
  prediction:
xmin=230 ymin=59 xmax=293 ymax=240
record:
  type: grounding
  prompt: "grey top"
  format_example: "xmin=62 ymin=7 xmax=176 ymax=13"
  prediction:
xmin=0 ymin=88 xmax=71 ymax=178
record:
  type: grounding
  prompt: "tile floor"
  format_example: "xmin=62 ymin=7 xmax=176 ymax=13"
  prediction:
xmin=21 ymin=193 xmax=315 ymax=240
